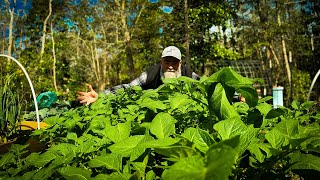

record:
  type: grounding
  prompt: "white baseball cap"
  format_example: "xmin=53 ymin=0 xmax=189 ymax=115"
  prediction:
xmin=161 ymin=46 xmax=181 ymax=61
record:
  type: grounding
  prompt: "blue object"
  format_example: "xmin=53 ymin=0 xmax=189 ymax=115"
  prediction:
xmin=273 ymin=87 xmax=284 ymax=108
xmin=36 ymin=91 xmax=58 ymax=109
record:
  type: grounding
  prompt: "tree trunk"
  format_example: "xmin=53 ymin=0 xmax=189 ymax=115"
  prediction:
xmin=269 ymin=44 xmax=281 ymax=86
xmin=5 ymin=0 xmax=16 ymax=58
xmin=41 ymin=0 xmax=53 ymax=57
xmin=116 ymin=0 xmax=134 ymax=79
xmin=184 ymin=0 xmax=191 ymax=70
xmin=277 ymin=7 xmax=291 ymax=101
xmin=51 ymin=22 xmax=58 ymax=92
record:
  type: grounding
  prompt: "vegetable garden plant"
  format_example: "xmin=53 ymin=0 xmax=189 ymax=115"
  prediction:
xmin=0 ymin=67 xmax=319 ymax=179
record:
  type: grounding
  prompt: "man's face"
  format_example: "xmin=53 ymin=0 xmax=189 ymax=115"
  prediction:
xmin=161 ymin=56 xmax=181 ymax=78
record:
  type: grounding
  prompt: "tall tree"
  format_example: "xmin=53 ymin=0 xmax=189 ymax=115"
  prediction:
xmin=4 ymin=0 xmax=16 ymax=58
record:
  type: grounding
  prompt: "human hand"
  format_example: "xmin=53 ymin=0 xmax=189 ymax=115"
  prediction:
xmin=77 ymin=84 xmax=98 ymax=106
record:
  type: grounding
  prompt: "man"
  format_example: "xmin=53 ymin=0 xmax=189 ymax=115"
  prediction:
xmin=77 ymin=46 xmax=200 ymax=105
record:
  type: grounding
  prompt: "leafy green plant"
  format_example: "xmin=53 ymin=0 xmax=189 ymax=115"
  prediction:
xmin=0 ymin=75 xmax=22 ymax=143
xmin=1 ymin=67 xmax=319 ymax=179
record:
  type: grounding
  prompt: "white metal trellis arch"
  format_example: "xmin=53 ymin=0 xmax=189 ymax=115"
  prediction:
xmin=0 ymin=54 xmax=40 ymax=129
xmin=307 ymin=69 xmax=320 ymax=102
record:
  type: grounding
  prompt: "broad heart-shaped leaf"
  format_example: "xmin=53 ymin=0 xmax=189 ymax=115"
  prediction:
xmin=265 ymin=119 xmax=300 ymax=149
xmin=275 ymin=119 xmax=299 ymax=138
xmin=88 ymin=153 xmax=122 ymax=171
xmin=209 ymin=83 xmax=240 ymax=120
xmin=289 ymin=151 xmax=320 ymax=172
xmin=291 ymin=100 xmax=300 ymax=110
xmin=108 ymin=135 xmax=146 ymax=157
xmin=170 ymin=93 xmax=194 ymax=110
xmin=256 ymin=102 xmax=273 ymax=116
xmin=30 ymin=151 xmax=56 ymax=168
xmin=150 ymin=113 xmax=176 ymax=139
xmin=213 ymin=117 xmax=259 ymax=155
xmin=105 ymin=121 xmax=131 ymax=143
xmin=181 ymin=127 xmax=215 ymax=153
xmin=265 ymin=108 xmax=286 ymax=119
xmin=214 ymin=117 xmax=247 ymax=140
xmin=139 ymin=97 xmax=167 ymax=112
xmin=108 ymin=134 xmax=168 ymax=161
xmin=161 ymin=155 xmax=206 ymax=180
xmin=59 ymin=166 xmax=92 ymax=180
xmin=266 ymin=119 xmax=309 ymax=150
xmin=265 ymin=129 xmax=286 ymax=149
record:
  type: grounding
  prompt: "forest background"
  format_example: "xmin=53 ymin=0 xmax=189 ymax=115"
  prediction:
xmin=0 ymin=0 xmax=319 ymax=108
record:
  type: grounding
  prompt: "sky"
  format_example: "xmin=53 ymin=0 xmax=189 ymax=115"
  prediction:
xmin=0 ymin=0 xmax=172 ymax=15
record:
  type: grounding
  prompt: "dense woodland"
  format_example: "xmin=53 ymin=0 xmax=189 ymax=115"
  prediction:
xmin=0 ymin=0 xmax=319 ymax=106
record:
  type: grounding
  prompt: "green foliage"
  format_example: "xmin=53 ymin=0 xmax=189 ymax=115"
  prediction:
xmin=291 ymin=68 xmax=311 ymax=102
xmin=0 ymin=75 xmax=22 ymax=143
xmin=1 ymin=67 xmax=320 ymax=179
xmin=210 ymin=44 xmax=240 ymax=61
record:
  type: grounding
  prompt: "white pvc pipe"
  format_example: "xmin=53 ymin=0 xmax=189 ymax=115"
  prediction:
xmin=307 ymin=69 xmax=320 ymax=102
xmin=0 ymin=54 xmax=40 ymax=129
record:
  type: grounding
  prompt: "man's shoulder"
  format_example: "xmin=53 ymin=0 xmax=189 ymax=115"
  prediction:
xmin=146 ymin=63 xmax=161 ymax=71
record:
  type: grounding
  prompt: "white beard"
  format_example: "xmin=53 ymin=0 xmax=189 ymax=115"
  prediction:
xmin=163 ymin=67 xmax=182 ymax=79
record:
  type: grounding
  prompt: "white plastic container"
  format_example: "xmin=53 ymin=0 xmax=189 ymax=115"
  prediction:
xmin=273 ymin=86 xmax=284 ymax=108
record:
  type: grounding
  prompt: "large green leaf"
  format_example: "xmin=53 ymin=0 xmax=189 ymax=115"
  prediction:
xmin=139 ymin=97 xmax=167 ymax=112
xmin=59 ymin=167 xmax=92 ymax=180
xmin=32 ymin=167 xmax=55 ymax=180
xmin=88 ymin=154 xmax=122 ymax=171
xmin=256 ymin=102 xmax=273 ymax=116
xmin=265 ymin=129 xmax=286 ymax=149
xmin=207 ymin=68 xmax=253 ymax=86
xmin=31 ymin=151 xmax=56 ymax=168
xmin=289 ymin=151 xmax=320 ymax=172
xmin=170 ymin=93 xmax=194 ymax=110
xmin=150 ymin=113 xmax=176 ymax=139
xmin=274 ymin=119 xmax=299 ymax=138
xmin=214 ymin=117 xmax=258 ymax=155
xmin=209 ymin=83 xmax=240 ymax=120
xmin=161 ymin=155 xmax=206 ymax=180
xmin=108 ymin=135 xmax=145 ymax=157
xmin=106 ymin=121 xmax=131 ymax=143
xmin=214 ymin=117 xmax=247 ymax=140
xmin=265 ymin=119 xmax=302 ymax=149
xmin=205 ymin=139 xmax=238 ymax=180
xmin=181 ymin=127 xmax=215 ymax=153
xmin=265 ymin=108 xmax=286 ymax=119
